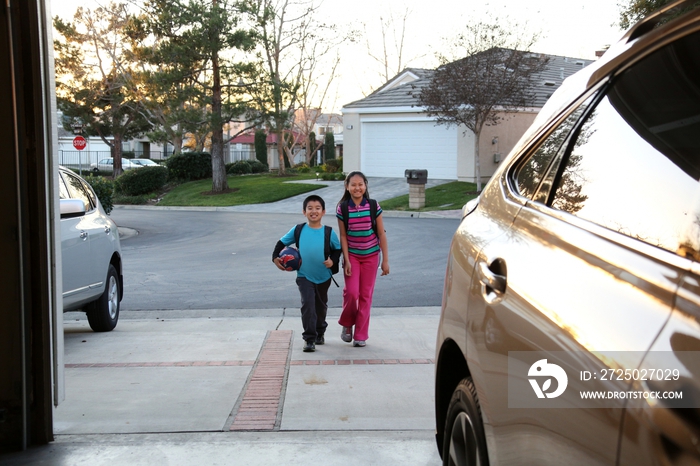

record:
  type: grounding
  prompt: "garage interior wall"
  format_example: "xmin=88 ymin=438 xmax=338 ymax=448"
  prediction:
xmin=0 ymin=0 xmax=56 ymax=451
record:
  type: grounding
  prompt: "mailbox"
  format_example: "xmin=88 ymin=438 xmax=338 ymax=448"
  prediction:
xmin=404 ymin=169 xmax=428 ymax=185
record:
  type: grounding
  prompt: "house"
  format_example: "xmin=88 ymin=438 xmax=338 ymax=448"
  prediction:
xmin=293 ymin=110 xmax=344 ymax=163
xmin=229 ymin=130 xmax=308 ymax=168
xmin=341 ymin=52 xmax=594 ymax=182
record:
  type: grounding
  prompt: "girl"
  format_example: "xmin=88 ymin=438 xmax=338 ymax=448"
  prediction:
xmin=336 ymin=171 xmax=389 ymax=347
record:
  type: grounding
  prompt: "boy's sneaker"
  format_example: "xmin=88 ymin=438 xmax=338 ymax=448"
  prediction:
xmin=341 ymin=326 xmax=352 ymax=343
xmin=315 ymin=335 xmax=325 ymax=345
xmin=303 ymin=340 xmax=316 ymax=352
xmin=353 ymin=340 xmax=366 ymax=347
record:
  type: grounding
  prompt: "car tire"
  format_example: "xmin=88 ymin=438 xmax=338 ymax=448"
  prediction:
xmin=86 ymin=264 xmax=120 ymax=332
xmin=442 ymin=377 xmax=489 ymax=466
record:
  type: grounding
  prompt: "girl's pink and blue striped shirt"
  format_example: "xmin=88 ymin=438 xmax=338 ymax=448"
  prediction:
xmin=336 ymin=198 xmax=382 ymax=256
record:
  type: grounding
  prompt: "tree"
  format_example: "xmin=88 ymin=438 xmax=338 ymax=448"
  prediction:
xmin=617 ymin=0 xmax=698 ymax=29
xmin=248 ymin=0 xmax=342 ymax=175
xmin=136 ymin=0 xmax=261 ymax=193
xmin=414 ymin=20 xmax=548 ymax=192
xmin=54 ymin=2 xmax=152 ymax=177
xmin=255 ymin=129 xmax=268 ymax=165
xmin=324 ymin=131 xmax=335 ymax=160
xmin=618 ymin=0 xmax=671 ymax=29
xmin=308 ymin=131 xmax=318 ymax=165
xmin=362 ymin=7 xmax=425 ymax=93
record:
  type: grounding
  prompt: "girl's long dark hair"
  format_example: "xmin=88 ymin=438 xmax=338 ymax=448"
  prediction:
xmin=338 ymin=171 xmax=370 ymax=206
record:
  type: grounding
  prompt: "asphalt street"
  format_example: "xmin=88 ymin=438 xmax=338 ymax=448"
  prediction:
xmin=109 ymin=177 xmax=461 ymax=312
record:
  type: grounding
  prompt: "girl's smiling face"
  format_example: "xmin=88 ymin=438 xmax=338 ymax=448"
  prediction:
xmin=347 ymin=175 xmax=367 ymax=202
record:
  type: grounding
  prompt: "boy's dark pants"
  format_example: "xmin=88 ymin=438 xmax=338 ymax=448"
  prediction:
xmin=296 ymin=277 xmax=331 ymax=342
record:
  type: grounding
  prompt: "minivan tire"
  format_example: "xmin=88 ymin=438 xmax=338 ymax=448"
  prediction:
xmin=443 ymin=377 xmax=489 ymax=466
xmin=86 ymin=264 xmax=120 ymax=332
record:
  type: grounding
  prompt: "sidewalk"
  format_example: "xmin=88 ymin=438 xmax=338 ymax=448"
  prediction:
xmin=1 ymin=308 xmax=443 ymax=465
xmin=113 ymin=176 xmax=464 ymax=219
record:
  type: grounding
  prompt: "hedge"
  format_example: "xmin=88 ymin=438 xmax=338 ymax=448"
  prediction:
xmin=114 ymin=166 xmax=169 ymax=196
xmin=165 ymin=152 xmax=212 ymax=181
xmin=85 ymin=175 xmax=115 ymax=215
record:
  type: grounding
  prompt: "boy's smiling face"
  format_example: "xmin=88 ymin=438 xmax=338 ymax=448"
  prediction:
xmin=303 ymin=200 xmax=325 ymax=225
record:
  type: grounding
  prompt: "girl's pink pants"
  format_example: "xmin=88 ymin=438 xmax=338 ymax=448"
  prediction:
xmin=339 ymin=252 xmax=379 ymax=341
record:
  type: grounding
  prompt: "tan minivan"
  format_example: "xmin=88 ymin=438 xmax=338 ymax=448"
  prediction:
xmin=434 ymin=1 xmax=700 ymax=464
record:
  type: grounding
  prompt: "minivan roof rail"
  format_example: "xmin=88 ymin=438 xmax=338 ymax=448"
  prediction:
xmin=623 ymin=0 xmax=699 ymax=42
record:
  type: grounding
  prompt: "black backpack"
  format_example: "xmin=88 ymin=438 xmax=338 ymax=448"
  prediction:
xmin=340 ymin=199 xmax=379 ymax=235
xmin=293 ymin=223 xmax=342 ymax=283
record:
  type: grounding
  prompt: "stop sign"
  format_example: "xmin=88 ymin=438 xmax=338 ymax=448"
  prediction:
xmin=72 ymin=136 xmax=87 ymax=150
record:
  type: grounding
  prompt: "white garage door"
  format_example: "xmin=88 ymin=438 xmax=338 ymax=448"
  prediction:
xmin=362 ymin=120 xmax=457 ymax=179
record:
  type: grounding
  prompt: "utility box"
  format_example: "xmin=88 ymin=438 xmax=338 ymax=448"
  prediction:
xmin=405 ymin=169 xmax=428 ymax=209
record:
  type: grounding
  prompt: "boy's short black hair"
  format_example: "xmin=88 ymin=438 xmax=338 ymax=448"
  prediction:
xmin=303 ymin=194 xmax=325 ymax=211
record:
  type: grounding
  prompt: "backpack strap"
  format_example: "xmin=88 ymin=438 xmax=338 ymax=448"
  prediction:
xmin=293 ymin=223 xmax=305 ymax=248
xmin=340 ymin=200 xmax=349 ymax=233
xmin=323 ymin=225 xmax=331 ymax=258
xmin=324 ymin=225 xmax=340 ymax=287
xmin=369 ymin=199 xmax=378 ymax=236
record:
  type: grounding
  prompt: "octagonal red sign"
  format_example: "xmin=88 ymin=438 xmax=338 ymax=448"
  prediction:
xmin=72 ymin=136 xmax=86 ymax=150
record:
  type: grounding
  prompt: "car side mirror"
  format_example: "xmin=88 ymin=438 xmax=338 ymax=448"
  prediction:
xmin=60 ymin=199 xmax=87 ymax=219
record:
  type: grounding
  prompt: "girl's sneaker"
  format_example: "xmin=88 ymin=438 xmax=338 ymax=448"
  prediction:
xmin=353 ymin=340 xmax=366 ymax=347
xmin=341 ymin=326 xmax=352 ymax=342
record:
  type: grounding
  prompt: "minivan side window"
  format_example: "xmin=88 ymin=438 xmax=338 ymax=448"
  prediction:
xmin=550 ymin=30 xmax=700 ymax=256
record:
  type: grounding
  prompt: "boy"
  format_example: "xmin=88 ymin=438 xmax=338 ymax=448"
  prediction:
xmin=272 ymin=195 xmax=341 ymax=352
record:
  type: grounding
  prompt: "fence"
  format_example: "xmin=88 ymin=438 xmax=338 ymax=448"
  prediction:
xmin=60 ymin=149 xmax=255 ymax=174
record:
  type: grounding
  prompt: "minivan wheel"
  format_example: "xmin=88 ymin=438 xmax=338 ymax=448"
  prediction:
xmin=443 ymin=377 xmax=489 ymax=466
xmin=86 ymin=264 xmax=120 ymax=332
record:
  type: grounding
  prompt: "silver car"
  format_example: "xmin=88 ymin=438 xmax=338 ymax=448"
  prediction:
xmin=435 ymin=2 xmax=700 ymax=465
xmin=59 ymin=167 xmax=123 ymax=331
xmin=130 ymin=158 xmax=160 ymax=167
xmin=90 ymin=158 xmax=141 ymax=172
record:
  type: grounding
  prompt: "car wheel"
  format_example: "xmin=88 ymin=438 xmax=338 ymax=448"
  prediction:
xmin=86 ymin=264 xmax=120 ymax=332
xmin=443 ymin=377 xmax=489 ymax=466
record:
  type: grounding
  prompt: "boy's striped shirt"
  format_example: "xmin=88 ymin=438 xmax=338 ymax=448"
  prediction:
xmin=336 ymin=198 xmax=382 ymax=255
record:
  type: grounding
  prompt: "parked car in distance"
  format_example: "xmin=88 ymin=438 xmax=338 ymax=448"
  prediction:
xmin=90 ymin=158 xmax=142 ymax=172
xmin=434 ymin=2 xmax=700 ymax=465
xmin=59 ymin=166 xmax=123 ymax=331
xmin=130 ymin=158 xmax=160 ymax=167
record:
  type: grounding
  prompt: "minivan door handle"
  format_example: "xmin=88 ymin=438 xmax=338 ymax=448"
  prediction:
xmin=477 ymin=260 xmax=507 ymax=303
xmin=79 ymin=230 xmax=88 ymax=240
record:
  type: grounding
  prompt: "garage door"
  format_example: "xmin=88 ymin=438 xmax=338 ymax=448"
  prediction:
xmin=361 ymin=120 xmax=457 ymax=179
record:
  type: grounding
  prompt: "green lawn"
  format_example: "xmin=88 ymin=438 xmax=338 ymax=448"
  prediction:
xmin=157 ymin=174 xmax=322 ymax=207
xmin=379 ymin=181 xmax=479 ymax=211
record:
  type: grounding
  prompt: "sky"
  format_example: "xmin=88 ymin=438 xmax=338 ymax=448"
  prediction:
xmin=49 ymin=0 xmax=625 ymax=113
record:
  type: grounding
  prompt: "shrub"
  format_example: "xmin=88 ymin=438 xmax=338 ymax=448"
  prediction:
xmin=295 ymin=163 xmax=311 ymax=173
xmin=227 ymin=160 xmax=252 ymax=175
xmin=325 ymin=157 xmax=342 ymax=173
xmin=165 ymin=152 xmax=212 ymax=181
xmin=249 ymin=159 xmax=268 ymax=173
xmin=114 ymin=166 xmax=169 ymax=196
xmin=85 ymin=175 xmax=115 ymax=214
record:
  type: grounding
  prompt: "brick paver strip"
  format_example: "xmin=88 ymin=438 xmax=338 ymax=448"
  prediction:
xmin=285 ymin=359 xmax=435 ymax=366
xmin=64 ymin=358 xmax=435 ymax=370
xmin=230 ymin=330 xmax=292 ymax=432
